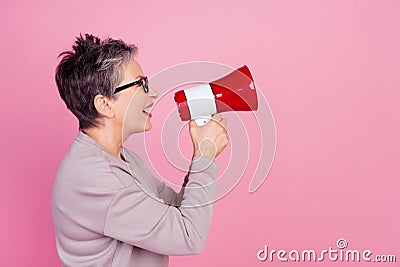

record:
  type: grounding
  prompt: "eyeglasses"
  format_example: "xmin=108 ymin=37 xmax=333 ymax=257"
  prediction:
xmin=114 ymin=76 xmax=149 ymax=94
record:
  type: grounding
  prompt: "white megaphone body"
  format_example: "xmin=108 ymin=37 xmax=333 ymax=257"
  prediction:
xmin=174 ymin=65 xmax=258 ymax=126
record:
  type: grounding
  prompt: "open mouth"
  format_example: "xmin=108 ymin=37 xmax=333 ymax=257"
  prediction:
xmin=142 ymin=104 xmax=153 ymax=117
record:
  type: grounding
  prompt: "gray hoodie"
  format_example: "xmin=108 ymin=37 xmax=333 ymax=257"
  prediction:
xmin=51 ymin=131 xmax=218 ymax=266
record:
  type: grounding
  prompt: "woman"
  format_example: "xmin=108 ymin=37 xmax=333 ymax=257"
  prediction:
xmin=51 ymin=34 xmax=228 ymax=266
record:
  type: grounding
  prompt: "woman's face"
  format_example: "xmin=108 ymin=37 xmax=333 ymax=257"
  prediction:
xmin=114 ymin=59 xmax=158 ymax=139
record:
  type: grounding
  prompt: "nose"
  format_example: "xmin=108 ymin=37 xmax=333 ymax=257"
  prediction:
xmin=148 ymin=85 xmax=158 ymax=98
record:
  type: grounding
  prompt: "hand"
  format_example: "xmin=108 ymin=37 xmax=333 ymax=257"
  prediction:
xmin=189 ymin=113 xmax=229 ymax=160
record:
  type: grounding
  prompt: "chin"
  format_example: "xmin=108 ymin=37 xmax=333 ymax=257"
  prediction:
xmin=144 ymin=115 xmax=152 ymax=131
xmin=144 ymin=122 xmax=152 ymax=131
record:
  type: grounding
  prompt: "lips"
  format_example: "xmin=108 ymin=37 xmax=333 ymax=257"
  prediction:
xmin=142 ymin=103 xmax=154 ymax=118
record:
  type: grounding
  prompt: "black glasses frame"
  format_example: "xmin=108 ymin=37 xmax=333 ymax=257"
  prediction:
xmin=114 ymin=76 xmax=149 ymax=94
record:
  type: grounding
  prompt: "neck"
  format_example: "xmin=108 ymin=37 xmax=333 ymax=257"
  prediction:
xmin=82 ymin=125 xmax=124 ymax=160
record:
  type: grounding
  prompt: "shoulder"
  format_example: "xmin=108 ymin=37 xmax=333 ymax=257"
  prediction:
xmin=122 ymin=148 xmax=143 ymax=164
xmin=54 ymin=137 xmax=124 ymax=193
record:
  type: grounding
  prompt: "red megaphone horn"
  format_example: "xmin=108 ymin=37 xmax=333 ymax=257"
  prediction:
xmin=174 ymin=65 xmax=258 ymax=125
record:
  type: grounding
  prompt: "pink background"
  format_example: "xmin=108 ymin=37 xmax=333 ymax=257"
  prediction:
xmin=1 ymin=0 xmax=399 ymax=266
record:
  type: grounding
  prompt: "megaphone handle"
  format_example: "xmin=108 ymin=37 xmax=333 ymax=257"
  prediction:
xmin=194 ymin=115 xmax=212 ymax=126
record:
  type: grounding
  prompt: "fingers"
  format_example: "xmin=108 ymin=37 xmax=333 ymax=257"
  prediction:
xmin=189 ymin=113 xmax=229 ymax=159
xmin=212 ymin=113 xmax=222 ymax=122
xmin=212 ymin=113 xmax=227 ymax=128
xmin=220 ymin=118 xmax=227 ymax=127
xmin=201 ymin=113 xmax=225 ymax=130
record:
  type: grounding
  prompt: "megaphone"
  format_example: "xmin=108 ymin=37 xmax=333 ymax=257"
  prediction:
xmin=174 ymin=65 xmax=258 ymax=126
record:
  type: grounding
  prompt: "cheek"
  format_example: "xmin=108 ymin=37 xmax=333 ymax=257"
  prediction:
xmin=115 ymin=98 xmax=131 ymax=122
xmin=126 ymin=103 xmax=142 ymax=119
xmin=119 ymin=93 xmax=141 ymax=119
xmin=123 ymin=96 xmax=147 ymax=130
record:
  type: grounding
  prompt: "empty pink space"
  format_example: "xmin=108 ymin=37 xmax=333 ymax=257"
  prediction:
xmin=1 ymin=0 xmax=399 ymax=266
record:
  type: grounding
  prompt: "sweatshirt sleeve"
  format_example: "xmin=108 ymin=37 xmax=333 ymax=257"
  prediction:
xmin=155 ymin=180 xmax=186 ymax=207
xmin=103 ymin=156 xmax=219 ymax=255
xmin=125 ymin=149 xmax=188 ymax=207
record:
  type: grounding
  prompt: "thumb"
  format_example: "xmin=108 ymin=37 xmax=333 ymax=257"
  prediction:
xmin=189 ymin=119 xmax=198 ymax=129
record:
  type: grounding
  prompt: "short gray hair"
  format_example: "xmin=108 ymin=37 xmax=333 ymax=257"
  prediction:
xmin=55 ymin=33 xmax=138 ymax=129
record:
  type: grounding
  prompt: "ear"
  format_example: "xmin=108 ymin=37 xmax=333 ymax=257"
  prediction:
xmin=93 ymin=94 xmax=115 ymax=118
